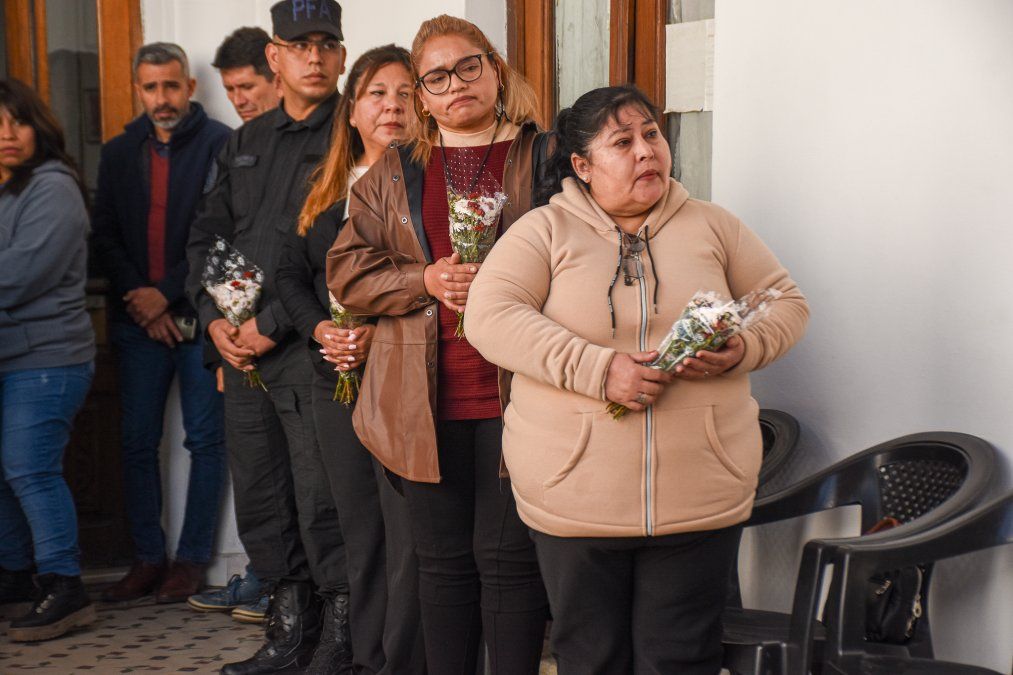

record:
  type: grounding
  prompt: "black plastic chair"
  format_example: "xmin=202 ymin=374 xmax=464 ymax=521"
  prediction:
xmin=721 ymin=432 xmax=998 ymax=675
xmin=817 ymin=491 xmax=1013 ymax=674
xmin=757 ymin=409 xmax=801 ymax=491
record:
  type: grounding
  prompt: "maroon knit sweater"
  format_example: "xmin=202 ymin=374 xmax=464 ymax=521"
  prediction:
xmin=421 ymin=141 xmax=512 ymax=420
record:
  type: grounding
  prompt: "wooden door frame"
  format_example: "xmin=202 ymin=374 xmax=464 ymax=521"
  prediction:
xmin=610 ymin=0 xmax=666 ymax=108
xmin=507 ymin=0 xmax=555 ymax=127
xmin=507 ymin=0 xmax=666 ymax=119
xmin=3 ymin=0 xmax=142 ymax=141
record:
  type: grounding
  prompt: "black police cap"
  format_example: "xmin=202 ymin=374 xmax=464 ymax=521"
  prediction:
xmin=271 ymin=0 xmax=343 ymax=41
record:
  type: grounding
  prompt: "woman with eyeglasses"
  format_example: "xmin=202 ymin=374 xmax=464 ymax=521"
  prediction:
xmin=276 ymin=44 xmax=426 ymax=674
xmin=327 ymin=14 xmax=549 ymax=675
xmin=464 ymin=85 xmax=809 ymax=674
xmin=0 ymin=78 xmax=96 ymax=642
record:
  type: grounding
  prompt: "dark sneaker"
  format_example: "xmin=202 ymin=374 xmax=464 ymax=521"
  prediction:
xmin=231 ymin=594 xmax=269 ymax=624
xmin=188 ymin=570 xmax=263 ymax=613
xmin=7 ymin=574 xmax=96 ymax=642
xmin=304 ymin=594 xmax=353 ymax=674
xmin=101 ymin=559 xmax=165 ymax=603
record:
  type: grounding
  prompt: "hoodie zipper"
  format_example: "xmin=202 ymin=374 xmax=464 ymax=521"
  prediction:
xmin=636 ymin=251 xmax=654 ymax=536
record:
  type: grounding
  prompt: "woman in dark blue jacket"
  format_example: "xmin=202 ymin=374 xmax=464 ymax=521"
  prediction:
xmin=0 ymin=78 xmax=96 ymax=642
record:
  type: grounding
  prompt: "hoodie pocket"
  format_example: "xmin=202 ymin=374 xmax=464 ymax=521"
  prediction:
xmin=535 ymin=409 xmax=642 ymax=529
xmin=703 ymin=406 xmax=747 ymax=480
xmin=652 ymin=403 xmax=760 ymax=527
xmin=542 ymin=412 xmax=593 ymax=488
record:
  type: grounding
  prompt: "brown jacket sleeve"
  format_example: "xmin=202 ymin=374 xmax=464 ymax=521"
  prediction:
xmin=326 ymin=153 xmax=430 ymax=317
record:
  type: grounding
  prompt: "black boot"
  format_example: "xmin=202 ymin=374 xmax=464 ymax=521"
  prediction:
xmin=0 ymin=567 xmax=35 ymax=604
xmin=7 ymin=574 xmax=96 ymax=642
xmin=221 ymin=580 xmax=321 ymax=674
xmin=304 ymin=594 xmax=353 ymax=674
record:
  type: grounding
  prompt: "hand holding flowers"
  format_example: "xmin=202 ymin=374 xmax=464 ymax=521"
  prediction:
xmin=423 ymin=252 xmax=479 ymax=313
xmin=447 ymin=189 xmax=507 ymax=337
xmin=327 ymin=292 xmax=368 ymax=405
xmin=202 ymin=237 xmax=267 ymax=390
xmin=603 ymin=351 xmax=675 ymax=413
xmin=606 ymin=289 xmax=780 ymax=419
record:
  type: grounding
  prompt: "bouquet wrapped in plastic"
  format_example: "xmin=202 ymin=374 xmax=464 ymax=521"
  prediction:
xmin=607 ymin=289 xmax=782 ymax=419
xmin=328 ymin=291 xmax=363 ymax=406
xmin=444 ymin=145 xmax=508 ymax=338
xmin=202 ymin=236 xmax=267 ymax=390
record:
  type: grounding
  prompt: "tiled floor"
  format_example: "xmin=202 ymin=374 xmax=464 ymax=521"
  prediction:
xmin=0 ymin=601 xmax=263 ymax=673
xmin=0 ymin=600 xmax=559 ymax=674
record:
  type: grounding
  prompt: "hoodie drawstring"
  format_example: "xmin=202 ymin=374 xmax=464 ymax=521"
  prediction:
xmin=642 ymin=225 xmax=659 ymax=313
xmin=607 ymin=229 xmax=623 ymax=338
xmin=609 ymin=227 xmax=661 ymax=338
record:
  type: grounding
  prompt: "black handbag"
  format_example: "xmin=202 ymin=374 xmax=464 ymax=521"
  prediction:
xmin=863 ymin=517 xmax=926 ymax=644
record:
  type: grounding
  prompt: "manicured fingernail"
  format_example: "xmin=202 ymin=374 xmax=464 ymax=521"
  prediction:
xmin=441 ymin=273 xmax=449 ymax=280
xmin=348 ymin=344 xmax=356 ymax=350
xmin=444 ymin=292 xmax=452 ymax=298
xmin=319 ymin=349 xmax=327 ymax=354
xmin=347 ymin=356 xmax=355 ymax=362
xmin=469 ymin=266 xmax=476 ymax=272
xmin=324 ymin=333 xmax=333 ymax=340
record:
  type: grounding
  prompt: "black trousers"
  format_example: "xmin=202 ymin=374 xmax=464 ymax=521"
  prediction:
xmin=222 ymin=362 xmax=346 ymax=593
xmin=401 ymin=418 xmax=549 ymax=675
xmin=531 ymin=524 xmax=743 ymax=675
xmin=311 ymin=374 xmax=425 ymax=675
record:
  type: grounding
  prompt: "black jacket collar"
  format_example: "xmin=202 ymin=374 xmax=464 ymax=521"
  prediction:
xmin=273 ymin=92 xmax=339 ymax=132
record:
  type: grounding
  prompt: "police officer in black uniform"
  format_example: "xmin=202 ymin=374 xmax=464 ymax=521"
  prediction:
xmin=185 ymin=2 xmax=351 ymax=673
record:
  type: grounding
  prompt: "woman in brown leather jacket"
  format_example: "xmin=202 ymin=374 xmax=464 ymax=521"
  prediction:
xmin=327 ymin=15 xmax=549 ymax=675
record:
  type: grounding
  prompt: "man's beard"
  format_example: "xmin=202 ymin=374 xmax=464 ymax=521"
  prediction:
xmin=148 ymin=104 xmax=188 ymax=130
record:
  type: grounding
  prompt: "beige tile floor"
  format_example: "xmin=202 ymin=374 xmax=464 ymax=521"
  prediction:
xmin=0 ymin=599 xmax=559 ymax=674
xmin=0 ymin=600 xmax=264 ymax=674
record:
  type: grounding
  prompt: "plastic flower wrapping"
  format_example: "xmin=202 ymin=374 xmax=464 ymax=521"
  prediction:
xmin=444 ymin=145 xmax=508 ymax=338
xmin=202 ymin=236 xmax=267 ymax=391
xmin=606 ymin=289 xmax=782 ymax=419
xmin=328 ymin=291 xmax=363 ymax=406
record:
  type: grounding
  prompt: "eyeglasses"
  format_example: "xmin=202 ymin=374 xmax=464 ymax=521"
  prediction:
xmin=417 ymin=52 xmax=493 ymax=95
xmin=273 ymin=38 xmax=343 ymax=57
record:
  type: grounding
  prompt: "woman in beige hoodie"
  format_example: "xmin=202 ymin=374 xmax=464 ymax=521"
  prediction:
xmin=465 ymin=86 xmax=809 ymax=674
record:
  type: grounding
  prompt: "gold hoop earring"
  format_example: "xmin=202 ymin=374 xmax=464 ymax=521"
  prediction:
xmin=421 ymin=108 xmax=430 ymax=118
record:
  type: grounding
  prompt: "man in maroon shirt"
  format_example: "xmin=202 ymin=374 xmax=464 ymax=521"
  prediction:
xmin=92 ymin=43 xmax=231 ymax=605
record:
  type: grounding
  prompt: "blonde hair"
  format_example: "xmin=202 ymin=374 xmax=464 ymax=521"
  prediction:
xmin=409 ymin=15 xmax=541 ymax=165
xmin=298 ymin=44 xmax=413 ymax=235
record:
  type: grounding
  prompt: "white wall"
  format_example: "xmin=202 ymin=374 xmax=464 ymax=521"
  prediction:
xmin=139 ymin=0 xmax=508 ymax=584
xmin=712 ymin=1 xmax=1013 ymax=671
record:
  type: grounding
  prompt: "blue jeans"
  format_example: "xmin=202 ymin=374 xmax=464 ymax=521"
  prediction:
xmin=0 ymin=362 xmax=94 ymax=577
xmin=111 ymin=320 xmax=225 ymax=565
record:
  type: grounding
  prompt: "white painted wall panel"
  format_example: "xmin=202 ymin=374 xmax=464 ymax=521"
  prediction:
xmin=713 ymin=1 xmax=1013 ymax=671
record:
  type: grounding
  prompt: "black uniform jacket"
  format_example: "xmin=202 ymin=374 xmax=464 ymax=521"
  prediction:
xmin=185 ymin=94 xmax=337 ymax=383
